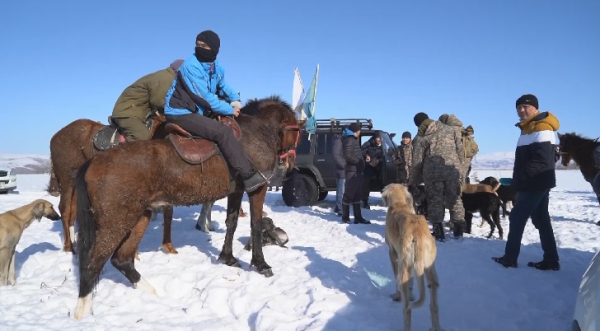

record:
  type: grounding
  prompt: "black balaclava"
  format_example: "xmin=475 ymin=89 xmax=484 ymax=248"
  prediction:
xmin=195 ymin=30 xmax=220 ymax=63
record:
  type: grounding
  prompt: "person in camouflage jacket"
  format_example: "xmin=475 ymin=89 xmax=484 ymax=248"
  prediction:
xmin=393 ymin=131 xmax=413 ymax=184
xmin=111 ymin=59 xmax=184 ymax=141
xmin=409 ymin=112 xmax=466 ymax=241
xmin=439 ymin=114 xmax=474 ymax=182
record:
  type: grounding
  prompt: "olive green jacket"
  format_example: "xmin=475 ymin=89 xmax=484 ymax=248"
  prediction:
xmin=112 ymin=67 xmax=177 ymax=119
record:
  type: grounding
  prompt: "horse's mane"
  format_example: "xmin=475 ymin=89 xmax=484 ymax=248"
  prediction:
xmin=241 ymin=95 xmax=293 ymax=117
xmin=563 ymin=132 xmax=600 ymax=146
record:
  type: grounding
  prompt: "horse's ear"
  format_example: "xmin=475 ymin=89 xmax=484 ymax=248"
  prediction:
xmin=298 ymin=120 xmax=307 ymax=129
xmin=557 ymin=132 xmax=562 ymax=138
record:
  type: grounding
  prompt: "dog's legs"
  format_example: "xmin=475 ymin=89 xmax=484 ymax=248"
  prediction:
xmin=388 ymin=246 xmax=402 ymax=301
xmin=110 ymin=210 xmax=156 ymax=295
xmin=501 ymin=200 xmax=508 ymax=218
xmin=493 ymin=205 xmax=503 ymax=240
xmin=426 ymin=265 xmax=443 ymax=331
xmin=482 ymin=212 xmax=495 ymax=239
xmin=0 ymin=247 xmax=10 ymax=286
xmin=8 ymin=249 xmax=16 ymax=285
xmin=401 ymin=264 xmax=413 ymax=331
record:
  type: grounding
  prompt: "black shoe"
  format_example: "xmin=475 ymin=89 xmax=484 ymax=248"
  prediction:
xmin=492 ymin=256 xmax=518 ymax=268
xmin=453 ymin=221 xmax=464 ymax=239
xmin=431 ymin=223 xmax=445 ymax=242
xmin=243 ymin=172 xmax=269 ymax=193
xmin=353 ymin=203 xmax=371 ymax=224
xmin=527 ymin=260 xmax=560 ymax=271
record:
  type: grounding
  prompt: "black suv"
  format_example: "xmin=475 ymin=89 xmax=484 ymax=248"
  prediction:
xmin=271 ymin=118 xmax=400 ymax=207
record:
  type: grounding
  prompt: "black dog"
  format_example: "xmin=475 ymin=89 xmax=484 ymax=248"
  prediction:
xmin=479 ymin=176 xmax=517 ymax=218
xmin=244 ymin=217 xmax=289 ymax=251
xmin=408 ymin=184 xmax=428 ymax=217
xmin=462 ymin=192 xmax=503 ymax=239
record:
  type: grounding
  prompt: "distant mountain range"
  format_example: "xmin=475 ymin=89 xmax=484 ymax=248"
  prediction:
xmin=0 ymin=151 xmax=574 ymax=174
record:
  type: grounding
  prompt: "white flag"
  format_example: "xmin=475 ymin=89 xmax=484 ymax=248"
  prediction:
xmin=292 ymin=68 xmax=305 ymax=119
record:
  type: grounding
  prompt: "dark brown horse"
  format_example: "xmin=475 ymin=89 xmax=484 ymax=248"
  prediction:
xmin=73 ymin=96 xmax=300 ymax=319
xmin=558 ymin=132 xmax=600 ymax=205
xmin=48 ymin=115 xmax=177 ymax=254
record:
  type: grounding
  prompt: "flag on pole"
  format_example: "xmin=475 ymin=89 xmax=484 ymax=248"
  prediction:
xmin=292 ymin=68 xmax=305 ymax=120
xmin=302 ymin=64 xmax=319 ymax=138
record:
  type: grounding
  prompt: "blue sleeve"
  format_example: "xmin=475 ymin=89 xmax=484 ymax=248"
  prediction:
xmin=180 ymin=65 xmax=234 ymax=116
xmin=217 ymin=69 xmax=241 ymax=103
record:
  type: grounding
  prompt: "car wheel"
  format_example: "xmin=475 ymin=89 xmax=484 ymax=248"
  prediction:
xmin=317 ymin=190 xmax=328 ymax=201
xmin=282 ymin=173 xmax=318 ymax=207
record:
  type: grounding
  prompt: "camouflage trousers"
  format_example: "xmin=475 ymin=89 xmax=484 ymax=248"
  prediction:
xmin=424 ymin=180 xmax=465 ymax=225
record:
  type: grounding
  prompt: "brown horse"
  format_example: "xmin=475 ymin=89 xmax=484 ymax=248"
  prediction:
xmin=48 ymin=115 xmax=177 ymax=254
xmin=73 ymin=96 xmax=300 ymax=319
xmin=558 ymin=132 xmax=600 ymax=205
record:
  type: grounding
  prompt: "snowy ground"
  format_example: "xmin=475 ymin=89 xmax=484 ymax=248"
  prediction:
xmin=0 ymin=170 xmax=598 ymax=331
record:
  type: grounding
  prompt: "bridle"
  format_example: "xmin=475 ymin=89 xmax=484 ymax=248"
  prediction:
xmin=279 ymin=124 xmax=301 ymax=163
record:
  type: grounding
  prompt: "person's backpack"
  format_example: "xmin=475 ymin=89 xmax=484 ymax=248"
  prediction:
xmin=462 ymin=125 xmax=479 ymax=159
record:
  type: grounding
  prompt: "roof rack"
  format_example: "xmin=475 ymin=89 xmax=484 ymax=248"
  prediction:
xmin=315 ymin=118 xmax=373 ymax=131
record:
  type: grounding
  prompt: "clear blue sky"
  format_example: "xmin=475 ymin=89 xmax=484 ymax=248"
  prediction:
xmin=1 ymin=0 xmax=598 ymax=155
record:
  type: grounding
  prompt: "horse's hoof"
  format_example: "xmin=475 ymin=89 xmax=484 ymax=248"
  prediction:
xmin=259 ymin=268 xmax=274 ymax=277
xmin=218 ymin=254 xmax=240 ymax=267
xmin=162 ymin=243 xmax=178 ymax=254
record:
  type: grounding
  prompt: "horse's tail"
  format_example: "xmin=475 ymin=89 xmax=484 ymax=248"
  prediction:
xmin=46 ymin=156 xmax=60 ymax=197
xmin=75 ymin=160 xmax=97 ymax=293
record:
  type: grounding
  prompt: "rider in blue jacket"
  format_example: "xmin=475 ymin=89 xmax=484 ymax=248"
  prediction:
xmin=164 ymin=30 xmax=267 ymax=192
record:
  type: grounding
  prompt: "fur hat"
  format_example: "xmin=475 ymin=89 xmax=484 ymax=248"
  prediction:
xmin=348 ymin=122 xmax=361 ymax=133
xmin=401 ymin=131 xmax=411 ymax=139
xmin=516 ymin=94 xmax=538 ymax=109
xmin=413 ymin=112 xmax=429 ymax=127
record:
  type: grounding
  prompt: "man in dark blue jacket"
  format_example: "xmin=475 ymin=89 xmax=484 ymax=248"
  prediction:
xmin=332 ymin=133 xmax=345 ymax=216
xmin=342 ymin=123 xmax=371 ymax=224
xmin=164 ymin=30 xmax=267 ymax=193
xmin=493 ymin=94 xmax=561 ymax=270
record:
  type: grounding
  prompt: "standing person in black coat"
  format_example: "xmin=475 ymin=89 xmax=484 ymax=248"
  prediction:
xmin=342 ymin=123 xmax=371 ymax=224
xmin=361 ymin=131 xmax=385 ymax=209
xmin=332 ymin=133 xmax=346 ymax=216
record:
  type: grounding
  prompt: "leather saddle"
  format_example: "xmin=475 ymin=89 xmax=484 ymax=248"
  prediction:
xmin=166 ymin=117 xmax=242 ymax=165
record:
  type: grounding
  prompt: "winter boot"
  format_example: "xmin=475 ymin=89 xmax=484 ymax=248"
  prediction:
xmin=492 ymin=256 xmax=518 ymax=268
xmin=431 ymin=223 xmax=445 ymax=242
xmin=453 ymin=221 xmax=465 ymax=239
xmin=341 ymin=204 xmax=351 ymax=224
xmin=362 ymin=201 xmax=371 ymax=210
xmin=353 ymin=203 xmax=371 ymax=224
xmin=527 ymin=260 xmax=560 ymax=271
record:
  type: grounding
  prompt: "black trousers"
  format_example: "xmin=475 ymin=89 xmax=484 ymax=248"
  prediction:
xmin=166 ymin=114 xmax=254 ymax=178
xmin=343 ymin=172 xmax=363 ymax=204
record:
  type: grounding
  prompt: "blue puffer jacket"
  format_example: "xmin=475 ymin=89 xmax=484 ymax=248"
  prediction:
xmin=164 ymin=55 xmax=240 ymax=116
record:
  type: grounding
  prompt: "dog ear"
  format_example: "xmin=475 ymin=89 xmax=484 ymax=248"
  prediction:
xmin=32 ymin=201 xmax=45 ymax=220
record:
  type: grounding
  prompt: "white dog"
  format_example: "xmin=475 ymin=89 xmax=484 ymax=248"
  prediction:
xmin=0 ymin=199 xmax=60 ymax=285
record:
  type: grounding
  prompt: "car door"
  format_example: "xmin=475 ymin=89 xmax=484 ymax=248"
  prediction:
xmin=313 ymin=133 xmax=336 ymax=189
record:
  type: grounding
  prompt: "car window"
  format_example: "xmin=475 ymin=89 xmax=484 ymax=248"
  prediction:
xmin=380 ymin=133 xmax=397 ymax=157
xmin=296 ymin=132 xmax=311 ymax=154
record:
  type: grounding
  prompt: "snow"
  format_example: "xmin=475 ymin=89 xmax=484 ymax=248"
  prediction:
xmin=0 ymin=170 xmax=598 ymax=331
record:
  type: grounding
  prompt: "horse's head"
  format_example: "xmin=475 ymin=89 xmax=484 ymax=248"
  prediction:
xmin=558 ymin=132 xmax=575 ymax=167
xmin=242 ymin=95 xmax=303 ymax=172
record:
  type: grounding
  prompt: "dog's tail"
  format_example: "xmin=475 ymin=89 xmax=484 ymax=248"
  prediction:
xmin=75 ymin=160 xmax=97 ymax=296
xmin=409 ymin=239 xmax=427 ymax=310
xmin=492 ymin=182 xmax=501 ymax=192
